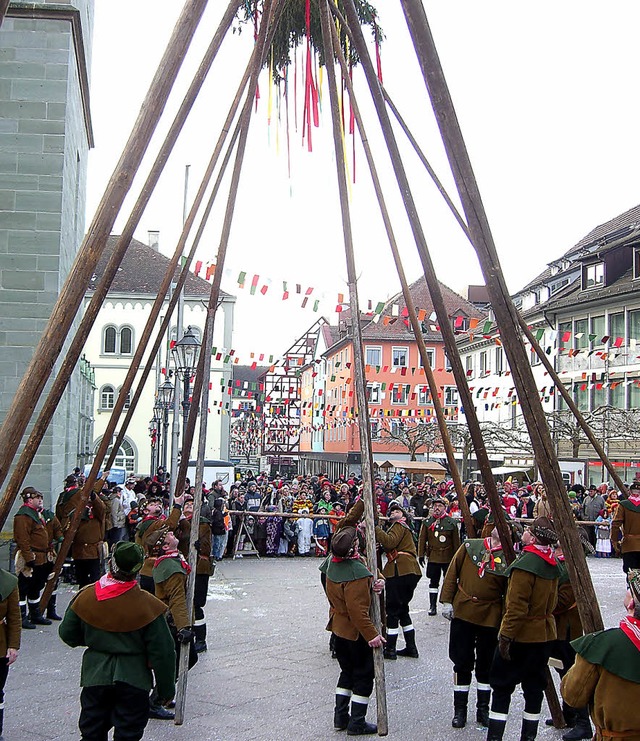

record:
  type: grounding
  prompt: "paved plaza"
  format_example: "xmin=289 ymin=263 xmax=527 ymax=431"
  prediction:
xmin=3 ymin=555 xmax=628 ymax=741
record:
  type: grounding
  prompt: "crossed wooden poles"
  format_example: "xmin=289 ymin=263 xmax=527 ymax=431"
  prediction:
xmin=0 ymin=0 xmax=615 ymax=731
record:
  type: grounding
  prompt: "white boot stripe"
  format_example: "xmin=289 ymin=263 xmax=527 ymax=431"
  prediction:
xmin=402 ymin=624 xmax=414 ymax=633
xmin=522 ymin=712 xmax=540 ymax=721
xmin=351 ymin=695 xmax=369 ymax=705
xmin=336 ymin=688 xmax=352 ymax=697
xmin=477 ymin=683 xmax=491 ymax=691
xmin=489 ymin=712 xmax=508 ymax=721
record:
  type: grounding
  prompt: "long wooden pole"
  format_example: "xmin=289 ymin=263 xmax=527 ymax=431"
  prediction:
xmin=0 ymin=0 xmax=212 ymax=490
xmin=173 ymin=0 xmax=280 ymax=722
xmin=0 ymin=0 xmax=243 ymax=531
xmin=319 ymin=1 xmax=387 ymax=734
xmin=398 ymin=0 xmax=602 ymax=633
xmin=39 ymin=108 xmax=244 ymax=612
xmin=326 ymin=17 xmax=474 ymax=538
xmin=339 ymin=0 xmax=514 ymax=561
xmin=0 ymin=0 xmax=10 ymax=28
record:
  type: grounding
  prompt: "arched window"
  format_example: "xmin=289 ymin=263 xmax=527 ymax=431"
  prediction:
xmin=100 ymin=384 xmax=115 ymax=410
xmin=103 ymin=326 xmax=117 ymax=354
xmin=93 ymin=437 xmax=137 ymax=474
xmin=120 ymin=326 xmax=133 ymax=355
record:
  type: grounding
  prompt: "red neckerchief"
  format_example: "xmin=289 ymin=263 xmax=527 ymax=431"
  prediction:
xmin=94 ymin=574 xmax=137 ymax=601
xmin=25 ymin=502 xmax=47 ymax=527
xmin=331 ymin=553 xmax=362 ymax=563
xmin=478 ymin=537 xmax=503 ymax=578
xmin=142 ymin=513 xmax=165 ymax=523
xmin=628 ymin=495 xmax=640 ymax=506
xmin=523 ymin=544 xmax=557 ymax=566
xmin=620 ymin=616 xmax=640 ymax=651
xmin=154 ymin=551 xmax=191 ymax=574
xmin=429 ymin=512 xmax=446 ymax=531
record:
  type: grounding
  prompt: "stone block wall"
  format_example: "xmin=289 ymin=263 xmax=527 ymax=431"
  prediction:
xmin=0 ymin=0 xmax=94 ymax=509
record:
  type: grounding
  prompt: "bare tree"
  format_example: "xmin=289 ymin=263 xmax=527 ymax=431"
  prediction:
xmin=549 ymin=406 xmax=640 ymax=458
xmin=374 ymin=420 xmax=443 ymax=461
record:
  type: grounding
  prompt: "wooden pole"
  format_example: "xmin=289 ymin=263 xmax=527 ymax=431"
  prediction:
xmin=0 ymin=0 xmax=213 ymax=491
xmin=397 ymin=0 xmax=602 ymax=634
xmin=0 ymin=0 xmax=10 ymax=28
xmin=339 ymin=0 xmax=514 ymax=561
xmin=0 ymin=0 xmax=244 ymax=532
xmin=319 ymin=1 xmax=387 ymax=734
xmin=326 ymin=16 xmax=475 ymax=539
xmin=173 ymin=0 xmax=280 ymax=722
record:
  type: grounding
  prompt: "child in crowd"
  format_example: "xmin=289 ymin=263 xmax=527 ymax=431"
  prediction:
xmin=595 ymin=509 xmax=612 ymax=558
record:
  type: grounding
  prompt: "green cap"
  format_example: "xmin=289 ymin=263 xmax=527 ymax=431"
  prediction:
xmin=112 ymin=541 xmax=145 ymax=575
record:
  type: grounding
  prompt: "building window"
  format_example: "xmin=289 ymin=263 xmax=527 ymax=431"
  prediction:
xmin=418 ymin=348 xmax=436 ymax=368
xmin=366 ymin=383 xmax=381 ymax=404
xmin=583 ymin=262 xmax=604 ymax=290
xmin=444 ymin=352 xmax=452 ymax=372
xmin=99 ymin=385 xmax=115 ymax=410
xmin=365 ymin=346 xmax=382 ymax=367
xmin=609 ymin=312 xmax=625 ymax=344
xmin=103 ymin=326 xmax=117 ymax=354
xmin=480 ymin=350 xmax=489 ymax=376
xmin=418 ymin=386 xmax=431 ymax=405
xmin=495 ymin=347 xmax=504 ymax=374
xmin=391 ymin=385 xmax=409 ymax=405
xmin=610 ymin=382 xmax=625 ymax=409
xmin=629 ymin=310 xmax=640 ymax=343
xmin=558 ymin=321 xmax=572 ymax=352
xmin=573 ymin=382 xmax=588 ymax=412
xmin=94 ymin=437 xmax=136 ymax=474
xmin=592 ymin=384 xmax=606 ymax=410
xmin=628 ymin=379 xmax=640 ymax=410
xmin=635 ymin=249 xmax=640 ymax=280
xmin=392 ymin=347 xmax=409 ymax=368
xmin=370 ymin=420 xmax=380 ymax=439
xmin=590 ymin=315 xmax=605 ymax=347
xmin=103 ymin=325 xmax=135 ymax=356
xmin=465 ymin=355 xmax=474 ymax=378
xmin=120 ymin=326 xmax=133 ymax=355
xmin=117 ymin=387 xmax=131 ymax=410
xmin=444 ymin=386 xmax=459 ymax=406
xmin=574 ymin=318 xmax=588 ymax=350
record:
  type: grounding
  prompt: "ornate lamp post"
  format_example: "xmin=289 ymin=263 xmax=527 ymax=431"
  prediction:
xmin=171 ymin=326 xmax=202 ymax=463
xmin=157 ymin=379 xmax=174 ymax=473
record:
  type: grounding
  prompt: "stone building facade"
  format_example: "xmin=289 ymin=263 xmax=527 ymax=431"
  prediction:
xmin=0 ymin=0 xmax=94 ymax=505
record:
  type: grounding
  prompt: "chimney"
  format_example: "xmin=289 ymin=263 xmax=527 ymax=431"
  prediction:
xmin=148 ymin=230 xmax=160 ymax=251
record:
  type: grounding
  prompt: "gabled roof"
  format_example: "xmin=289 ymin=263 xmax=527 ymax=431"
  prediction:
xmin=88 ymin=236 xmax=232 ymax=299
xmin=361 ymin=275 xmax=485 ymax=341
xmin=565 ymin=203 xmax=640 ymax=259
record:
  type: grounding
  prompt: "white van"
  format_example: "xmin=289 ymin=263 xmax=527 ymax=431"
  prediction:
xmin=83 ymin=464 xmax=128 ymax=486
xmin=187 ymin=459 xmax=235 ymax=489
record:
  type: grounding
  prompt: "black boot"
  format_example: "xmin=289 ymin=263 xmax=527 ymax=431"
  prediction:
xmin=520 ymin=717 xmax=539 ymax=741
xmin=28 ymin=603 xmax=52 ymax=626
xmin=476 ymin=688 xmax=491 ymax=728
xmin=452 ymin=690 xmax=468 ymax=728
xmin=20 ymin=604 xmax=35 ymax=630
xmin=428 ymin=592 xmax=438 ymax=616
xmin=383 ymin=631 xmax=398 ymax=660
xmin=149 ymin=688 xmax=175 ymax=720
xmin=46 ymin=595 xmax=62 ymax=621
xmin=334 ymin=691 xmax=351 ymax=731
xmin=561 ymin=707 xmax=592 ymax=740
xmin=396 ymin=627 xmax=419 ymax=658
xmin=486 ymin=716 xmax=506 ymax=741
xmin=193 ymin=623 xmax=207 ymax=653
xmin=346 ymin=700 xmax=377 ymax=736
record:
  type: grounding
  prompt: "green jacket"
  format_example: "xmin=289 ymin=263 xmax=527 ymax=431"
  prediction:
xmin=59 ymin=584 xmax=176 ymax=700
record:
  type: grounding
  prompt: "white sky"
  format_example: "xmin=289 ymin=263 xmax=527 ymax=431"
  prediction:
xmin=86 ymin=1 xmax=640 ymax=358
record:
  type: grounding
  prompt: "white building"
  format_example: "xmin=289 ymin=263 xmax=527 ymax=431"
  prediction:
xmin=83 ymin=235 xmax=235 ymax=476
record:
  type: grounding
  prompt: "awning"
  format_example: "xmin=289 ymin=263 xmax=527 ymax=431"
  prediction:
xmin=376 ymin=460 xmax=447 ymax=476
xmin=472 ymin=465 xmax=532 ymax=476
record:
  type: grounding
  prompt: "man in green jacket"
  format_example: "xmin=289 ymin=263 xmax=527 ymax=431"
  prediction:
xmin=59 ymin=541 xmax=176 ymax=740
xmin=487 ymin=516 xmax=560 ymax=741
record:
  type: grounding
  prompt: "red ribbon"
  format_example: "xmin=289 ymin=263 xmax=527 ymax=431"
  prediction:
xmin=478 ymin=537 xmax=503 ymax=578
xmin=620 ymin=616 xmax=640 ymax=651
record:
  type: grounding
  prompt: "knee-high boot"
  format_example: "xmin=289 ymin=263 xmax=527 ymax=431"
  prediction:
xmin=561 ymin=706 xmax=592 ymax=741
xmin=476 ymin=686 xmax=491 ymax=728
xmin=346 ymin=695 xmax=377 ymax=736
xmin=396 ymin=624 xmax=419 ymax=658
xmin=334 ymin=688 xmax=352 ymax=731
xmin=28 ymin=599 xmax=51 ymax=626
xmin=193 ymin=623 xmax=207 ymax=653
xmin=428 ymin=590 xmax=438 ymax=616
xmin=486 ymin=714 xmax=507 ymax=741
xmin=20 ymin=602 xmax=35 ymax=630
xmin=452 ymin=685 xmax=469 ymax=728
xmin=520 ymin=714 xmax=540 ymax=741
xmin=46 ymin=594 xmax=62 ymax=621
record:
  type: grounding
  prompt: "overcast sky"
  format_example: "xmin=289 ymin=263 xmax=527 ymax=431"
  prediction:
xmin=86 ymin=2 xmax=640 ymax=358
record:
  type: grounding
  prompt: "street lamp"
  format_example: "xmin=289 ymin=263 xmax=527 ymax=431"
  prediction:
xmin=153 ymin=401 xmax=163 ymax=474
xmin=157 ymin=379 xmax=174 ymax=473
xmin=149 ymin=416 xmax=159 ymax=477
xmin=172 ymin=326 xmax=202 ymax=461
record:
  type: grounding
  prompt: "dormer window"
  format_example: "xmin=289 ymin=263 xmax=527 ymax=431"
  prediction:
xmin=583 ymin=262 xmax=604 ymax=290
xmin=634 ymin=248 xmax=640 ymax=280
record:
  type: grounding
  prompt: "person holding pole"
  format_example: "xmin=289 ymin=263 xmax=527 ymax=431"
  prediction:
xmin=486 ymin=517 xmax=560 ymax=741
xmin=561 ymin=569 xmax=640 ymax=741
xmin=135 ymin=495 xmax=183 ymax=594
xmin=439 ymin=526 xmax=508 ymax=729
xmin=59 ymin=541 xmax=176 ymax=741
xmin=375 ymin=502 xmax=422 ymax=660
xmin=319 ymin=525 xmax=385 ymax=736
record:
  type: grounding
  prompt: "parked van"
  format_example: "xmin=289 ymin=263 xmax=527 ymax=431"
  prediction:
xmin=83 ymin=464 xmax=128 ymax=486
xmin=187 ymin=460 xmax=235 ymax=489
